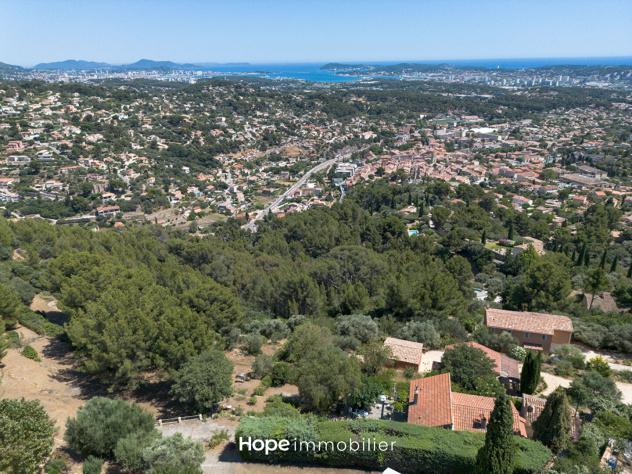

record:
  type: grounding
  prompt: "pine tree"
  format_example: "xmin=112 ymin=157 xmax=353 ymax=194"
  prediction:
xmin=0 ymin=320 xmax=9 ymax=361
xmin=533 ymin=388 xmax=573 ymax=454
xmin=610 ymin=256 xmax=618 ymax=273
xmin=475 ymin=392 xmax=516 ymax=474
xmin=481 ymin=230 xmax=487 ymax=245
xmin=599 ymin=249 xmax=607 ymax=269
xmin=520 ymin=350 xmax=541 ymax=395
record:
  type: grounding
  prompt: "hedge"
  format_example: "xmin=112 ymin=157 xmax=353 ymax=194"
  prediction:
xmin=18 ymin=309 xmax=64 ymax=337
xmin=236 ymin=417 xmax=552 ymax=474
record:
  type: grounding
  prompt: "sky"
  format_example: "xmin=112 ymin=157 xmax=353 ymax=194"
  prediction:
xmin=1 ymin=0 xmax=631 ymax=67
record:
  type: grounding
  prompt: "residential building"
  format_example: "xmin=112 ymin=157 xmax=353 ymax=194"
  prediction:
xmin=383 ymin=337 xmax=423 ymax=372
xmin=582 ymin=292 xmax=619 ymax=313
xmin=484 ymin=308 xmax=573 ymax=354
xmin=407 ymin=373 xmax=526 ymax=436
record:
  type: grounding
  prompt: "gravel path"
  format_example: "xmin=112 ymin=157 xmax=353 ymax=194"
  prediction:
xmin=539 ymin=370 xmax=632 ymax=404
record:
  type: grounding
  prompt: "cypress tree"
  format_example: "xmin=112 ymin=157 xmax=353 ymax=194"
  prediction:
xmin=520 ymin=350 xmax=541 ymax=395
xmin=576 ymin=246 xmax=584 ymax=266
xmin=584 ymin=251 xmax=590 ymax=267
xmin=408 ymin=191 xmax=412 ymax=205
xmin=390 ymin=195 xmax=396 ymax=209
xmin=610 ymin=256 xmax=618 ymax=273
xmin=475 ymin=392 xmax=516 ymax=474
xmin=481 ymin=230 xmax=487 ymax=245
xmin=628 ymin=265 xmax=632 ymax=279
xmin=533 ymin=388 xmax=573 ymax=454
xmin=599 ymin=249 xmax=607 ymax=269
xmin=507 ymin=225 xmax=514 ymax=240
xmin=571 ymin=249 xmax=576 ymax=262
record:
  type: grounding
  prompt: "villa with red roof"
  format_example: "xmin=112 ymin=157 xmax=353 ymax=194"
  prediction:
xmin=484 ymin=308 xmax=573 ymax=354
xmin=407 ymin=373 xmax=526 ymax=437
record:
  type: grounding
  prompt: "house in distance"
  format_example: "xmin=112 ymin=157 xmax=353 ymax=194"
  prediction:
xmin=484 ymin=308 xmax=573 ymax=354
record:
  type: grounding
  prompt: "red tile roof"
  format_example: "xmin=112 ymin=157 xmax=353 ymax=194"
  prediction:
xmin=485 ymin=308 xmax=573 ymax=335
xmin=408 ymin=373 xmax=452 ymax=428
xmin=452 ymin=392 xmax=526 ymax=437
xmin=384 ymin=337 xmax=423 ymax=366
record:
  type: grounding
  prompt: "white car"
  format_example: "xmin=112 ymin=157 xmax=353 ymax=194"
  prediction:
xmin=352 ymin=410 xmax=369 ymax=418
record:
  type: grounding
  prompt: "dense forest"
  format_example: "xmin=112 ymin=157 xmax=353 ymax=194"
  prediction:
xmin=0 ymin=179 xmax=631 ymax=393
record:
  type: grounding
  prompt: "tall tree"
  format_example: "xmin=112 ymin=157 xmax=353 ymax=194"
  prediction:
xmin=295 ymin=344 xmax=362 ymax=413
xmin=170 ymin=351 xmax=234 ymax=413
xmin=533 ymin=388 xmax=573 ymax=454
xmin=584 ymin=267 xmax=610 ymax=309
xmin=0 ymin=284 xmax=22 ymax=328
xmin=475 ymin=392 xmax=516 ymax=474
xmin=481 ymin=230 xmax=487 ymax=245
xmin=520 ymin=350 xmax=541 ymax=395
xmin=609 ymin=255 xmax=618 ymax=273
xmin=599 ymin=249 xmax=608 ymax=269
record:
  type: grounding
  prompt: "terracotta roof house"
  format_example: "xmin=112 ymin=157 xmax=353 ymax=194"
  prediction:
xmin=384 ymin=337 xmax=423 ymax=372
xmin=582 ymin=292 xmax=619 ymax=313
xmin=408 ymin=373 xmax=526 ymax=437
xmin=484 ymin=308 xmax=573 ymax=354
xmin=444 ymin=341 xmax=520 ymax=391
xmin=521 ymin=393 xmax=578 ymax=438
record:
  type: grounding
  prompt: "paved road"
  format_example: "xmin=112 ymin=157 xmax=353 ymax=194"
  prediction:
xmin=243 ymin=156 xmax=343 ymax=232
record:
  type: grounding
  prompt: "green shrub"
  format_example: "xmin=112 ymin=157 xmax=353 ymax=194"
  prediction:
xmin=18 ymin=309 xmax=64 ymax=336
xmin=235 ymin=418 xmax=552 ymax=474
xmin=6 ymin=330 xmax=21 ymax=347
xmin=587 ymin=355 xmax=613 ymax=378
xmin=253 ymin=386 xmax=266 ymax=396
xmin=511 ymin=346 xmax=527 ymax=361
xmin=208 ymin=430 xmax=231 ymax=448
xmin=65 ymin=397 xmax=158 ymax=458
xmin=114 ymin=429 xmax=160 ymax=473
xmin=261 ymin=376 xmax=272 ymax=389
xmin=555 ymin=359 xmax=573 ymax=377
xmin=44 ymin=452 xmax=71 ymax=474
xmin=82 ymin=456 xmax=104 ymax=474
xmin=22 ymin=344 xmax=41 ymax=362
xmin=243 ymin=333 xmax=264 ymax=355
xmin=248 ymin=396 xmax=257 ymax=406
xmin=404 ymin=366 xmax=417 ymax=379
xmin=251 ymin=354 xmax=274 ymax=379
xmin=142 ymin=432 xmax=204 ymax=474
xmin=271 ymin=362 xmax=292 ymax=386
xmin=0 ymin=398 xmax=55 ymax=474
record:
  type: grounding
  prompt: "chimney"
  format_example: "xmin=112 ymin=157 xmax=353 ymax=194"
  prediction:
xmin=480 ymin=414 xmax=487 ymax=430
xmin=413 ymin=385 xmax=419 ymax=405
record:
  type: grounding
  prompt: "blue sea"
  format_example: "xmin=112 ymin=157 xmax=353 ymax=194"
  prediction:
xmin=201 ymin=57 xmax=632 ymax=82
